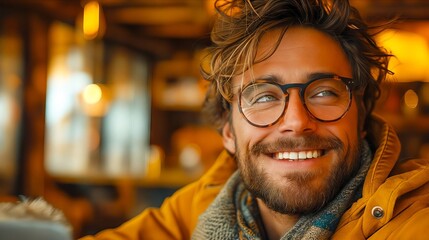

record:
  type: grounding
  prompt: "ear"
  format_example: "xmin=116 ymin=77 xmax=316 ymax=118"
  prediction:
xmin=222 ymin=121 xmax=236 ymax=154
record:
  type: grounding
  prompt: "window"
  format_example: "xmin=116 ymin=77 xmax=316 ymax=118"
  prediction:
xmin=45 ymin=22 xmax=151 ymax=178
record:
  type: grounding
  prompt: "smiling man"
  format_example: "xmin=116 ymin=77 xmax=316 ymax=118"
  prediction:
xmin=217 ymin=27 xmax=366 ymax=239
xmin=81 ymin=0 xmax=429 ymax=239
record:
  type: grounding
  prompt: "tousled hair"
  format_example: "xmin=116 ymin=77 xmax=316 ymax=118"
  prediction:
xmin=201 ymin=0 xmax=392 ymax=131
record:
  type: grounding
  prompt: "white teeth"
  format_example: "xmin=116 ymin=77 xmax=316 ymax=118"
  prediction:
xmin=284 ymin=152 xmax=289 ymax=159
xmin=274 ymin=150 xmax=322 ymax=161
xmin=289 ymin=152 xmax=298 ymax=160
xmin=312 ymin=150 xmax=318 ymax=158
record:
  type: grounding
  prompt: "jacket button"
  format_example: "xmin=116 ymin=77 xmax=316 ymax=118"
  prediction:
xmin=371 ymin=206 xmax=384 ymax=219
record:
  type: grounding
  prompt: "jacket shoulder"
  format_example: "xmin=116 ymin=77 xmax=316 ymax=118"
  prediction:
xmin=80 ymin=150 xmax=236 ymax=240
xmin=335 ymin=157 xmax=429 ymax=239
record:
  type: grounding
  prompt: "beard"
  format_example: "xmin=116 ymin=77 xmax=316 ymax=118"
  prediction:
xmin=235 ymin=134 xmax=362 ymax=215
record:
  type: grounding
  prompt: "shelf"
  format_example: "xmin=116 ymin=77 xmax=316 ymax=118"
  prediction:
xmin=49 ymin=168 xmax=201 ymax=188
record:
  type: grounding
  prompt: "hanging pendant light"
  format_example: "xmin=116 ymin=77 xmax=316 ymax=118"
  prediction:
xmin=83 ymin=1 xmax=105 ymax=40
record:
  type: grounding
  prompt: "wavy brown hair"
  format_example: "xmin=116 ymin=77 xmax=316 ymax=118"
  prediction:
xmin=202 ymin=0 xmax=392 ymax=131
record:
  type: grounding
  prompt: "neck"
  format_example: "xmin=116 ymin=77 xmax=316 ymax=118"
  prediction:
xmin=257 ymin=198 xmax=299 ymax=240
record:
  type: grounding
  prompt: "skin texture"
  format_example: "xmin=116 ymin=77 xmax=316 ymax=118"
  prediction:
xmin=222 ymin=27 xmax=364 ymax=239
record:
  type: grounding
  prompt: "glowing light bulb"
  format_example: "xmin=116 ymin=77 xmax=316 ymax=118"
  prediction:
xmin=83 ymin=1 xmax=100 ymax=39
xmin=404 ymin=89 xmax=419 ymax=109
xmin=83 ymin=84 xmax=102 ymax=104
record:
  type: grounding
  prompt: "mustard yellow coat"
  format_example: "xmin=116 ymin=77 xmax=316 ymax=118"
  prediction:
xmin=81 ymin=116 xmax=429 ymax=240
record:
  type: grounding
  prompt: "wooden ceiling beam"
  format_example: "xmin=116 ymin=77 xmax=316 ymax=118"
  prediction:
xmin=105 ymin=6 xmax=208 ymax=25
xmin=0 ymin=0 xmax=81 ymax=24
xmin=104 ymin=24 xmax=174 ymax=58
xmin=98 ymin=0 xmax=191 ymax=7
xmin=141 ymin=23 xmax=210 ymax=38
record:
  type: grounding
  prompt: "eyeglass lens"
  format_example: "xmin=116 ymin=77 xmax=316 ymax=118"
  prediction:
xmin=239 ymin=77 xmax=352 ymax=127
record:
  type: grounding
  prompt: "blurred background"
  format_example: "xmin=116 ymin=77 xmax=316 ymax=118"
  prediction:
xmin=0 ymin=0 xmax=428 ymax=238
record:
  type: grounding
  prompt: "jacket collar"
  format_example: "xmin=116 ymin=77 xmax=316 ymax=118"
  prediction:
xmin=362 ymin=114 xmax=402 ymax=197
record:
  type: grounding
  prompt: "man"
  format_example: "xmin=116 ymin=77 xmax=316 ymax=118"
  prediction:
xmin=82 ymin=0 xmax=429 ymax=239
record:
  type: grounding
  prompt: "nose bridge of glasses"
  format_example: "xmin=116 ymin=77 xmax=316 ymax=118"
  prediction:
xmin=279 ymin=82 xmax=307 ymax=100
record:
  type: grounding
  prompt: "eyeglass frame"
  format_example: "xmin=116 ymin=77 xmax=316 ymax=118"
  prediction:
xmin=237 ymin=73 xmax=360 ymax=128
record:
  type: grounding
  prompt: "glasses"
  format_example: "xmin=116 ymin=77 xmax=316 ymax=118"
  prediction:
xmin=238 ymin=74 xmax=359 ymax=127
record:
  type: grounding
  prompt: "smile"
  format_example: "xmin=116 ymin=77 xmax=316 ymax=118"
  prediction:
xmin=273 ymin=150 xmax=323 ymax=161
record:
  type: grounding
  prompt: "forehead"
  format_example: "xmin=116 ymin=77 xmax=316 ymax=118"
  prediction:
xmin=238 ymin=26 xmax=352 ymax=85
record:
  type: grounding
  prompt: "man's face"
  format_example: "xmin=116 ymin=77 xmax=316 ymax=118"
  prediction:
xmin=222 ymin=27 xmax=363 ymax=214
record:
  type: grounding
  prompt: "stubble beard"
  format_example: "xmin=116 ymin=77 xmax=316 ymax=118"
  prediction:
xmin=236 ymin=134 xmax=362 ymax=215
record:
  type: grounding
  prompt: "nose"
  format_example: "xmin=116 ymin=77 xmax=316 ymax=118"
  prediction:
xmin=277 ymin=89 xmax=316 ymax=134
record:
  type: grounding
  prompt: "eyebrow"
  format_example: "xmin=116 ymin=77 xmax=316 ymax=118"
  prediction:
xmin=254 ymin=71 xmax=340 ymax=83
xmin=307 ymin=72 xmax=339 ymax=81
xmin=233 ymin=71 xmax=345 ymax=93
xmin=254 ymin=74 xmax=279 ymax=83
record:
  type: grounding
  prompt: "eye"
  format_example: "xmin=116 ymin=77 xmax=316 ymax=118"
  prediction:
xmin=254 ymin=94 xmax=278 ymax=103
xmin=306 ymin=78 xmax=346 ymax=101
xmin=313 ymin=90 xmax=339 ymax=98
xmin=306 ymin=84 xmax=346 ymax=106
xmin=241 ymin=83 xmax=283 ymax=107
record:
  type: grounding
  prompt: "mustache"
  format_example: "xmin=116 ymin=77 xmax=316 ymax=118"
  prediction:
xmin=250 ymin=134 xmax=343 ymax=156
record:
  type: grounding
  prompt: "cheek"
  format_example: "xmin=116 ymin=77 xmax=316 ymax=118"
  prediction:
xmin=336 ymin=102 xmax=361 ymax=146
xmin=231 ymin=107 xmax=270 ymax=148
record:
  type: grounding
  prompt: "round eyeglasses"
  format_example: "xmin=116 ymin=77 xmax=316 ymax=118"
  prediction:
xmin=238 ymin=74 xmax=359 ymax=127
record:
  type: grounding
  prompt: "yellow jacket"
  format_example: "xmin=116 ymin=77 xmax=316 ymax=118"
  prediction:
xmin=81 ymin=116 xmax=429 ymax=239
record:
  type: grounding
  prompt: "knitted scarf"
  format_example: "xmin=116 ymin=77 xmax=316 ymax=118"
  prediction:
xmin=192 ymin=140 xmax=372 ymax=240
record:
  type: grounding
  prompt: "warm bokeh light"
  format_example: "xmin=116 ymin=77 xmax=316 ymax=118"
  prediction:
xmin=82 ymin=83 xmax=102 ymax=104
xmin=404 ymin=89 xmax=419 ymax=109
xmin=83 ymin=1 xmax=100 ymax=39
xmin=79 ymin=83 xmax=111 ymax=117
xmin=377 ymin=30 xmax=429 ymax=82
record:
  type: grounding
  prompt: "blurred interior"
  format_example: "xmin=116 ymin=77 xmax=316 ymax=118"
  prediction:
xmin=0 ymin=0 xmax=428 ymax=238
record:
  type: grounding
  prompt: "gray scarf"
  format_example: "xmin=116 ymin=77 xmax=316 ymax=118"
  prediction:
xmin=193 ymin=140 xmax=372 ymax=240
